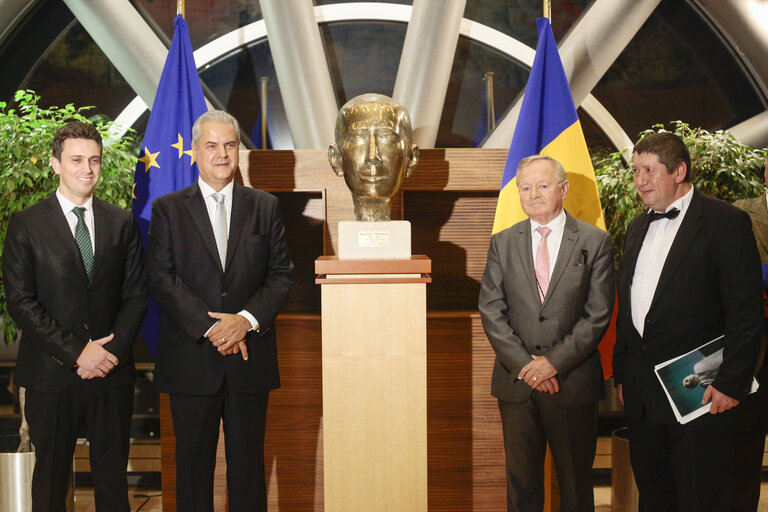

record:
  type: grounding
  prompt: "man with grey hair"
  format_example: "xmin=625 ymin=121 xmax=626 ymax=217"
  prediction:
xmin=479 ymin=154 xmax=614 ymax=511
xmin=147 ymin=109 xmax=294 ymax=511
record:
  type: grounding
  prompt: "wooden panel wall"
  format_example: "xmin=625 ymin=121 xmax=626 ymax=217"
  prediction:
xmin=161 ymin=148 xmax=511 ymax=511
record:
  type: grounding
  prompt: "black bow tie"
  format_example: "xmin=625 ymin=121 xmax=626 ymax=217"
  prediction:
xmin=649 ymin=208 xmax=680 ymax=222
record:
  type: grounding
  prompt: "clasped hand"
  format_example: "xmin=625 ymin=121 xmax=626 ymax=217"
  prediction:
xmin=519 ymin=356 xmax=560 ymax=394
xmin=207 ymin=312 xmax=250 ymax=361
xmin=76 ymin=333 xmax=119 ymax=379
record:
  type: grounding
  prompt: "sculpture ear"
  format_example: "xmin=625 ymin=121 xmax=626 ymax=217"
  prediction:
xmin=328 ymin=145 xmax=345 ymax=177
xmin=405 ymin=145 xmax=419 ymax=178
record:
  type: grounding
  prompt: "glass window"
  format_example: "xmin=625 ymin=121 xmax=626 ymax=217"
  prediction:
xmin=321 ymin=21 xmax=405 ymax=105
xmin=200 ymin=39 xmax=293 ymax=149
xmin=591 ymin=1 xmax=765 ymax=142
xmin=464 ymin=0 xmax=591 ymax=49
xmin=20 ymin=21 xmax=135 ymax=122
xmin=437 ymin=36 xmax=529 ymax=147
xmin=132 ymin=0 xmax=263 ymax=49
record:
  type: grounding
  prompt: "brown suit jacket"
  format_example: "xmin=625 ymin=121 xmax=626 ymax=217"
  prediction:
xmin=734 ymin=194 xmax=768 ymax=263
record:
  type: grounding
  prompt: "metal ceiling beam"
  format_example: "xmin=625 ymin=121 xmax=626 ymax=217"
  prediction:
xmin=259 ymin=0 xmax=338 ymax=149
xmin=484 ymin=0 xmax=660 ymax=149
xmin=392 ymin=0 xmax=466 ymax=149
xmin=62 ymin=0 xmax=169 ymax=109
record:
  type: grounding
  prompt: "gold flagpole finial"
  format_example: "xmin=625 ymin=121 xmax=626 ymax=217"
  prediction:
xmin=543 ymin=0 xmax=551 ymax=20
xmin=177 ymin=0 xmax=185 ymax=18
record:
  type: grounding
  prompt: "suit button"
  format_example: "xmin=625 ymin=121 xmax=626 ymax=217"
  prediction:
xmin=539 ymin=316 xmax=545 ymax=322
xmin=222 ymin=292 xmax=228 ymax=298
xmin=641 ymin=344 xmax=648 ymax=351
xmin=83 ymin=323 xmax=88 ymax=330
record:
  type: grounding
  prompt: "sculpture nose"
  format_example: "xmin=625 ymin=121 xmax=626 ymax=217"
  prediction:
xmin=367 ymin=131 xmax=382 ymax=168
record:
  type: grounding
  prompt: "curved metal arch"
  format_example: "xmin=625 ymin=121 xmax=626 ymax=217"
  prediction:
xmin=110 ymin=2 xmax=632 ymax=153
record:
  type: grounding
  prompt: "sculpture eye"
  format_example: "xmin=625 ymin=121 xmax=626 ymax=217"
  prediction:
xmin=376 ymin=129 xmax=399 ymax=142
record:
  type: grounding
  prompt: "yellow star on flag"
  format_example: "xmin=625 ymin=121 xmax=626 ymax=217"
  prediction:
xmin=184 ymin=148 xmax=196 ymax=165
xmin=138 ymin=147 xmax=160 ymax=172
xmin=171 ymin=133 xmax=184 ymax=158
xmin=132 ymin=183 xmax=137 ymax=200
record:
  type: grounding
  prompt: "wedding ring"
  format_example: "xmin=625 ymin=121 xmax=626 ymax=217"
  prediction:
xmin=532 ymin=376 xmax=538 ymax=381
xmin=221 ymin=337 xmax=226 ymax=343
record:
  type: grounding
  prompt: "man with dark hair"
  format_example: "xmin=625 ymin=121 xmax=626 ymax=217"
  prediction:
xmin=3 ymin=120 xmax=147 ymax=512
xmin=480 ymin=155 xmax=614 ymax=512
xmin=613 ymin=131 xmax=763 ymax=511
xmin=147 ymin=109 xmax=294 ymax=511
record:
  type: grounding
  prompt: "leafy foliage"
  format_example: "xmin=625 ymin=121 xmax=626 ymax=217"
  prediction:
xmin=0 ymin=90 xmax=137 ymax=343
xmin=595 ymin=121 xmax=766 ymax=266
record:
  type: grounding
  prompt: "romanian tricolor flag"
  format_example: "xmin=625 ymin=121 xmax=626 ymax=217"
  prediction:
xmin=492 ymin=17 xmax=605 ymax=234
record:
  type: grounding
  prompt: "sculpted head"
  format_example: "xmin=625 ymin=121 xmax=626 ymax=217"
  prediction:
xmin=328 ymin=94 xmax=419 ymax=221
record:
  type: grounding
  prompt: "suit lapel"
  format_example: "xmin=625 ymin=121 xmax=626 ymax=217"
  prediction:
xmin=90 ymin=198 xmax=109 ymax=283
xmin=543 ymin=213 xmax=579 ymax=306
xmin=183 ymin=183 xmax=223 ymax=273
xmin=649 ymin=190 xmax=703 ymax=310
xmin=620 ymin=211 xmax=652 ymax=310
xmin=226 ymin=183 xmax=250 ymax=272
xmin=514 ymin=221 xmax=540 ymax=303
xmin=42 ymin=194 xmax=90 ymax=281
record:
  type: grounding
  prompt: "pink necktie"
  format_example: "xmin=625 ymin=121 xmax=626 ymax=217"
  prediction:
xmin=535 ymin=226 xmax=551 ymax=302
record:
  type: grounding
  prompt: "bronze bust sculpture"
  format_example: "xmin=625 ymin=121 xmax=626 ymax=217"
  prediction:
xmin=329 ymin=93 xmax=419 ymax=221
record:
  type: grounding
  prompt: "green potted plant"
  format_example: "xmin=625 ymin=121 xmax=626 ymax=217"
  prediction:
xmin=595 ymin=121 xmax=766 ymax=264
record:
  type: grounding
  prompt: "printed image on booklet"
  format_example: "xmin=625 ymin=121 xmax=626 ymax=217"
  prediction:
xmin=653 ymin=335 xmax=759 ymax=424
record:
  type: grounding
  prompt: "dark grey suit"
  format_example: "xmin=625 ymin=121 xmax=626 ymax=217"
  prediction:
xmin=479 ymin=211 xmax=614 ymax=512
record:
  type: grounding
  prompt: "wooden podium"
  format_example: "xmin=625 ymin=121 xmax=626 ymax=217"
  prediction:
xmin=316 ymin=256 xmax=431 ymax=511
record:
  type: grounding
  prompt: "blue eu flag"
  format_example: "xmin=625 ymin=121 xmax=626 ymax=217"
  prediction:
xmin=132 ymin=14 xmax=208 ymax=355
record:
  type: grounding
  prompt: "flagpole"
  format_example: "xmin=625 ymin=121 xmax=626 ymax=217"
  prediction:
xmin=177 ymin=0 xmax=185 ymax=18
xmin=260 ymin=77 xmax=269 ymax=149
xmin=484 ymin=72 xmax=496 ymax=132
xmin=543 ymin=0 xmax=551 ymax=20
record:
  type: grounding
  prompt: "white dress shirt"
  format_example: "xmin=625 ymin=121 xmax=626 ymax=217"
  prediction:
xmin=631 ymin=185 xmax=694 ymax=336
xmin=198 ymin=178 xmax=259 ymax=335
xmin=56 ymin=189 xmax=95 ymax=253
xmin=530 ymin=209 xmax=567 ymax=281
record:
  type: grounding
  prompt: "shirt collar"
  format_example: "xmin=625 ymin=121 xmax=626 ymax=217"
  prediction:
xmin=198 ymin=177 xmax=234 ymax=200
xmin=530 ymin=209 xmax=566 ymax=233
xmin=647 ymin=184 xmax=694 ymax=217
xmin=56 ymin=189 xmax=93 ymax=214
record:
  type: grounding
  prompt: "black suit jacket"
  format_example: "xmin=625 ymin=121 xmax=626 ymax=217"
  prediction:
xmin=614 ymin=189 xmax=763 ymax=424
xmin=3 ymin=194 xmax=147 ymax=392
xmin=147 ymin=182 xmax=294 ymax=395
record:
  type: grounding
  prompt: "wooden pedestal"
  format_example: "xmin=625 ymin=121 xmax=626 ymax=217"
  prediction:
xmin=316 ymin=256 xmax=431 ymax=511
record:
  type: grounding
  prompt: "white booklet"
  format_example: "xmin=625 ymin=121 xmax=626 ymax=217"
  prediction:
xmin=653 ymin=335 xmax=759 ymax=424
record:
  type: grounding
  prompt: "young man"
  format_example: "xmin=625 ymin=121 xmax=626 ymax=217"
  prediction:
xmin=3 ymin=121 xmax=147 ymax=512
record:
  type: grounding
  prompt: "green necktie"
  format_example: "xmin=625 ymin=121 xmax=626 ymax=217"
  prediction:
xmin=72 ymin=206 xmax=93 ymax=279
